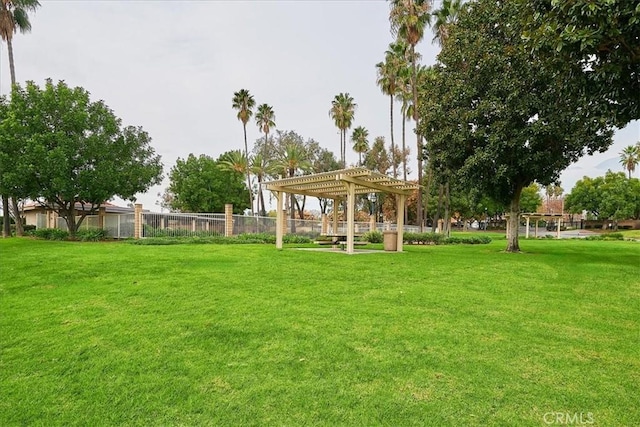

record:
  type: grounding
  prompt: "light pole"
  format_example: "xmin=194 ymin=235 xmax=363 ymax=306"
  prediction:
xmin=369 ymin=193 xmax=377 ymax=223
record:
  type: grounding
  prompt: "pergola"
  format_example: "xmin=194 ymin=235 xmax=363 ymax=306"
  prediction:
xmin=264 ymin=167 xmax=419 ymax=254
xmin=521 ymin=213 xmax=564 ymax=239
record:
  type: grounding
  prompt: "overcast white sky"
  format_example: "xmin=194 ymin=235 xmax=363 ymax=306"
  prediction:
xmin=1 ymin=1 xmax=637 ymax=210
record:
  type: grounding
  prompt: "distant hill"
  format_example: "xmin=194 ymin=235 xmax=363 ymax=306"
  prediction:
xmin=595 ymin=157 xmax=623 ymax=173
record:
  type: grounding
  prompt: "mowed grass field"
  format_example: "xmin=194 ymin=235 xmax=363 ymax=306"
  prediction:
xmin=1 ymin=237 xmax=638 ymax=426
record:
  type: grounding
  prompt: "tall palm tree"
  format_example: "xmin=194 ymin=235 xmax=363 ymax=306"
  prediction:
xmin=620 ymin=144 xmax=640 ymax=179
xmin=232 ymin=89 xmax=255 ymax=214
xmin=250 ymin=153 xmax=275 ymax=216
xmin=219 ymin=150 xmax=251 ymax=200
xmin=329 ymin=93 xmax=356 ymax=168
xmin=255 ymin=104 xmax=275 ymax=216
xmin=0 ymin=0 xmax=39 ymax=237
xmin=351 ymin=126 xmax=369 ymax=166
xmin=376 ymin=41 xmax=407 ymax=178
xmin=431 ymin=0 xmax=465 ymax=46
xmin=398 ymin=65 xmax=412 ymax=182
xmin=390 ymin=0 xmax=431 ymax=229
xmin=275 ymin=143 xmax=311 ymax=221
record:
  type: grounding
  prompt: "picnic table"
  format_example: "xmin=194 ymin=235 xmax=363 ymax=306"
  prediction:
xmin=315 ymin=234 xmax=365 ymax=250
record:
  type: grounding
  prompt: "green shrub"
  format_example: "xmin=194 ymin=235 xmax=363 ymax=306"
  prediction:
xmin=403 ymin=232 xmax=490 ymax=245
xmin=585 ymin=232 xmax=624 ymax=241
xmin=444 ymin=236 xmax=492 ymax=245
xmin=361 ymin=230 xmax=383 ymax=243
xmin=33 ymin=228 xmax=69 ymax=241
xmin=129 ymin=233 xmax=311 ymax=246
xmin=76 ymin=229 xmax=109 ymax=241
xmin=404 ymin=232 xmax=446 ymax=245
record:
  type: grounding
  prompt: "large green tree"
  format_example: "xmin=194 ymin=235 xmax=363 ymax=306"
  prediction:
xmin=519 ymin=0 xmax=639 ymax=126
xmin=564 ymin=176 xmax=604 ymax=219
xmin=0 ymin=79 xmax=163 ymax=237
xmin=421 ymin=0 xmax=616 ymax=252
xmin=167 ymin=153 xmax=249 ymax=214
xmin=566 ymin=172 xmax=640 ymax=227
xmin=232 ymin=89 xmax=255 ymax=214
xmin=0 ymin=0 xmax=40 ymax=237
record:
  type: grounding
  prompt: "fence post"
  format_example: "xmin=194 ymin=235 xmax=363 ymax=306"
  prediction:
xmin=225 ymin=204 xmax=233 ymax=237
xmin=134 ymin=204 xmax=143 ymax=239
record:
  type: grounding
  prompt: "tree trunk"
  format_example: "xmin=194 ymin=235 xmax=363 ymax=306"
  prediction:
xmin=402 ymin=110 xmax=407 ymax=181
xmin=506 ymin=186 xmax=524 ymax=252
xmin=7 ymin=37 xmax=16 ymax=88
xmin=433 ymin=183 xmax=443 ymax=233
xmin=10 ymin=198 xmax=23 ymax=236
xmin=390 ymin=94 xmax=396 ymax=178
xmin=443 ymin=181 xmax=450 ymax=237
xmin=343 ymin=129 xmax=347 ymax=168
xmin=411 ymin=44 xmax=423 ymax=231
xmin=243 ymin=123 xmax=254 ymax=215
xmin=2 ymin=195 xmax=10 ymax=237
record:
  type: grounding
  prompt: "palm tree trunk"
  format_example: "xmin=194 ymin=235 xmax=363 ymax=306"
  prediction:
xmin=390 ymin=94 xmax=396 ymax=178
xmin=243 ymin=123 xmax=254 ymax=215
xmin=402 ymin=110 xmax=407 ymax=181
xmin=343 ymin=129 xmax=347 ymax=168
xmin=411 ymin=44 xmax=423 ymax=231
xmin=6 ymin=38 xmax=23 ymax=236
xmin=7 ymin=37 xmax=15 ymax=87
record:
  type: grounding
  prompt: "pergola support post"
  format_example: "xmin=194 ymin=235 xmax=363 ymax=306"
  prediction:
xmin=275 ymin=191 xmax=283 ymax=249
xmin=346 ymin=182 xmax=355 ymax=254
xmin=332 ymin=198 xmax=339 ymax=235
xmin=396 ymin=194 xmax=405 ymax=252
xmin=525 ymin=216 xmax=530 ymax=239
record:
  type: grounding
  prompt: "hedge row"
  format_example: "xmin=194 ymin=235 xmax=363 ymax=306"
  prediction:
xmin=129 ymin=233 xmax=312 ymax=246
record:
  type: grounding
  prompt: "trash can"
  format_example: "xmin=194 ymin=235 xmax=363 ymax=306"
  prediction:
xmin=383 ymin=230 xmax=398 ymax=251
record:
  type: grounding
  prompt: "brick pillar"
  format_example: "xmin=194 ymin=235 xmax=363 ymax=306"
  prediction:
xmin=134 ymin=204 xmax=143 ymax=239
xmin=369 ymin=214 xmax=375 ymax=232
xmin=98 ymin=206 xmax=106 ymax=229
xmin=321 ymin=214 xmax=328 ymax=235
xmin=225 ymin=204 xmax=233 ymax=237
xmin=282 ymin=210 xmax=287 ymax=235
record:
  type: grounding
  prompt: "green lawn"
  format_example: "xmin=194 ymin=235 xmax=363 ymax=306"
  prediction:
xmin=1 ymin=238 xmax=638 ymax=426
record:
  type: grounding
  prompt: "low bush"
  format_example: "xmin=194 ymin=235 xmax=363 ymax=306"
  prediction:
xmin=361 ymin=230 xmax=383 ymax=243
xmin=32 ymin=228 xmax=69 ymax=241
xmin=403 ymin=232 xmax=446 ymax=245
xmin=129 ymin=233 xmax=311 ymax=246
xmin=76 ymin=229 xmax=109 ymax=241
xmin=403 ymin=232 xmax=491 ymax=245
xmin=444 ymin=236 xmax=492 ymax=245
xmin=585 ymin=232 xmax=624 ymax=241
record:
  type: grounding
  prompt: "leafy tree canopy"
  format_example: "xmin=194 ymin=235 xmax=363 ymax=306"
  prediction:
xmin=420 ymin=0 xmax=616 ymax=251
xmin=0 ymin=79 xmax=163 ymax=236
xmin=166 ymin=152 xmax=249 ymax=214
xmin=565 ymin=171 xmax=640 ymax=221
xmin=519 ymin=0 xmax=640 ymax=126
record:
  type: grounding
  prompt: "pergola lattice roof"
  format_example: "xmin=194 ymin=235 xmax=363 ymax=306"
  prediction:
xmin=264 ymin=167 xmax=418 ymax=199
